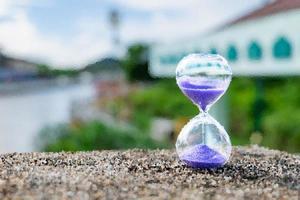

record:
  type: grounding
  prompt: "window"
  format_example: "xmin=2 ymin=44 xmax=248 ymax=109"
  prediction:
xmin=248 ymin=41 xmax=262 ymax=60
xmin=175 ymin=54 xmax=182 ymax=63
xmin=169 ymin=55 xmax=178 ymax=64
xmin=160 ymin=54 xmax=184 ymax=64
xmin=227 ymin=45 xmax=238 ymax=61
xmin=210 ymin=48 xmax=218 ymax=54
xmin=273 ymin=36 xmax=292 ymax=59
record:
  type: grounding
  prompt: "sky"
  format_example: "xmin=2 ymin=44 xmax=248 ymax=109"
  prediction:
xmin=0 ymin=0 xmax=266 ymax=68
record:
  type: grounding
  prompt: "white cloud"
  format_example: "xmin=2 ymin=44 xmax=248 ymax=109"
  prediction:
xmin=111 ymin=0 xmax=203 ymax=12
xmin=121 ymin=11 xmax=221 ymax=43
xmin=0 ymin=0 xmax=32 ymax=16
xmin=0 ymin=3 xmax=112 ymax=68
xmin=0 ymin=0 xmax=10 ymax=16
xmin=119 ymin=0 xmax=265 ymax=44
xmin=0 ymin=0 xmax=266 ymax=67
xmin=112 ymin=0 xmax=264 ymax=13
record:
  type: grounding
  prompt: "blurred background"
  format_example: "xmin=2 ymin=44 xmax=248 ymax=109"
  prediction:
xmin=0 ymin=0 xmax=299 ymax=153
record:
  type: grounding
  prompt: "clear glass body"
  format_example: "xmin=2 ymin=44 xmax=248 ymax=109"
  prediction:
xmin=176 ymin=54 xmax=232 ymax=168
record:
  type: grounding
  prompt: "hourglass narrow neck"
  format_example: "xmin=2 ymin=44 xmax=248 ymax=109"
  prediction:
xmin=198 ymin=109 xmax=209 ymax=117
xmin=198 ymin=105 xmax=210 ymax=113
xmin=195 ymin=111 xmax=214 ymax=126
xmin=196 ymin=111 xmax=216 ymax=124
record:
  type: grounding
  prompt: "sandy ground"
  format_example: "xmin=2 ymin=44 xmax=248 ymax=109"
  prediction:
xmin=0 ymin=146 xmax=299 ymax=200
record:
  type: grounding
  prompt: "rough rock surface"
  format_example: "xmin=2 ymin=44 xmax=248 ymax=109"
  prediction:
xmin=0 ymin=146 xmax=299 ymax=200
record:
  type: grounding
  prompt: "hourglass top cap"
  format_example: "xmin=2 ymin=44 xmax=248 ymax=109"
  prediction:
xmin=176 ymin=53 xmax=232 ymax=77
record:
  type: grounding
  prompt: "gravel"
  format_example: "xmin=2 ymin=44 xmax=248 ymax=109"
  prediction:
xmin=0 ymin=146 xmax=299 ymax=200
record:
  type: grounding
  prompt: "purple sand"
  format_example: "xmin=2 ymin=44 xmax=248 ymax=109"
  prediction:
xmin=179 ymin=144 xmax=226 ymax=168
xmin=179 ymin=82 xmax=225 ymax=111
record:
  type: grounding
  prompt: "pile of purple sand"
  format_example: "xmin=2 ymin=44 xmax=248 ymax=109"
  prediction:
xmin=179 ymin=144 xmax=227 ymax=168
xmin=178 ymin=81 xmax=225 ymax=111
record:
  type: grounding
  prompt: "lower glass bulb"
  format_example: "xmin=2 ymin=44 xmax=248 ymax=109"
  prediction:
xmin=176 ymin=113 xmax=231 ymax=168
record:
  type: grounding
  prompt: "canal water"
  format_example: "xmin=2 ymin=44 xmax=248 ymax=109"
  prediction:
xmin=0 ymin=83 xmax=96 ymax=153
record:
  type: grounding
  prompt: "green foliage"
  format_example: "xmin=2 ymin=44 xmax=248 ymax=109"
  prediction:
xmin=229 ymin=77 xmax=300 ymax=152
xmin=37 ymin=64 xmax=79 ymax=78
xmin=50 ymin=68 xmax=79 ymax=77
xmin=130 ymin=79 xmax=198 ymax=118
xmin=131 ymin=110 xmax=152 ymax=131
xmin=37 ymin=79 xmax=195 ymax=152
xmin=228 ymin=77 xmax=256 ymax=145
xmin=37 ymin=64 xmax=52 ymax=77
xmin=262 ymin=78 xmax=300 ymax=152
xmin=38 ymin=76 xmax=300 ymax=153
xmin=38 ymin=121 xmax=170 ymax=152
xmin=103 ymin=79 xmax=197 ymax=129
xmin=122 ymin=44 xmax=154 ymax=81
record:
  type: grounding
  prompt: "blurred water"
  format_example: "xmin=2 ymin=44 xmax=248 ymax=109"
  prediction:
xmin=0 ymin=83 xmax=96 ymax=153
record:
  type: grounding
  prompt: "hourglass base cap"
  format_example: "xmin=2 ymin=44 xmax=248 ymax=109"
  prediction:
xmin=178 ymin=144 xmax=228 ymax=169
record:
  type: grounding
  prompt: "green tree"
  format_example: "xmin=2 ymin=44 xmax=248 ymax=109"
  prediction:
xmin=122 ymin=44 xmax=154 ymax=81
xmin=37 ymin=64 xmax=52 ymax=77
xmin=37 ymin=64 xmax=79 ymax=78
xmin=37 ymin=121 xmax=170 ymax=151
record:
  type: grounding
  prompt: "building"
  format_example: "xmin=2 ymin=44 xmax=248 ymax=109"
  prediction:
xmin=0 ymin=52 xmax=38 ymax=81
xmin=150 ymin=0 xmax=300 ymax=77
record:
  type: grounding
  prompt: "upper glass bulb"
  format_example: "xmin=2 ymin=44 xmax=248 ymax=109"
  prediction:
xmin=176 ymin=54 xmax=232 ymax=112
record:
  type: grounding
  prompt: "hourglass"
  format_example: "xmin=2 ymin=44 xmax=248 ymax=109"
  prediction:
xmin=176 ymin=54 xmax=232 ymax=168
